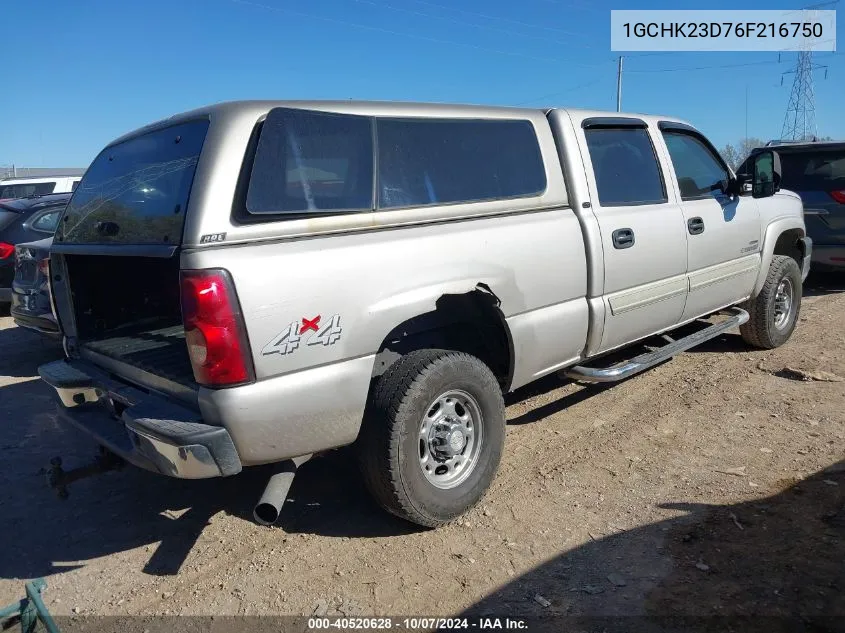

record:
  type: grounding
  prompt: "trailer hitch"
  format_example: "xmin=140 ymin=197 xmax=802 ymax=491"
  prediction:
xmin=46 ymin=447 xmax=125 ymax=499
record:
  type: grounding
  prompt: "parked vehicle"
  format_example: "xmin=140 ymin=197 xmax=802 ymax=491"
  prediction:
xmin=38 ymin=102 xmax=809 ymax=527
xmin=741 ymin=140 xmax=844 ymax=271
xmin=11 ymin=237 xmax=60 ymax=337
xmin=0 ymin=177 xmax=81 ymax=201
xmin=0 ymin=194 xmax=70 ymax=305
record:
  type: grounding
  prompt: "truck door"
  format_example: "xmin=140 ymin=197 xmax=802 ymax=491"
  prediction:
xmin=577 ymin=117 xmax=689 ymax=353
xmin=657 ymin=122 xmax=761 ymax=321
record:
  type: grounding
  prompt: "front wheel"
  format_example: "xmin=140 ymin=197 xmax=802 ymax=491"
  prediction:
xmin=740 ymin=255 xmax=802 ymax=349
xmin=357 ymin=349 xmax=505 ymax=528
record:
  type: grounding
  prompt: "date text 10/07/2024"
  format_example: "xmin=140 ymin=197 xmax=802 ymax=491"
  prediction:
xmin=307 ymin=617 xmax=529 ymax=630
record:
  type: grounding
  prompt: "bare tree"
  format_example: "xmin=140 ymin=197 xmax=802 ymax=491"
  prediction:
xmin=720 ymin=137 xmax=765 ymax=170
xmin=720 ymin=144 xmax=741 ymax=170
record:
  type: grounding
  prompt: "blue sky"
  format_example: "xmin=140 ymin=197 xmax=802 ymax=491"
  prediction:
xmin=2 ymin=0 xmax=842 ymax=167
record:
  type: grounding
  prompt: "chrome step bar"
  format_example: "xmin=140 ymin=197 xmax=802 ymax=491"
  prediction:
xmin=564 ymin=307 xmax=750 ymax=384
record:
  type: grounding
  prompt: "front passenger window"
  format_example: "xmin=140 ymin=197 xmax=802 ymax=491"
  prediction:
xmin=663 ymin=132 xmax=730 ymax=200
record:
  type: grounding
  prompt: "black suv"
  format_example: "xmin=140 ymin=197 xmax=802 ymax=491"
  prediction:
xmin=743 ymin=140 xmax=845 ymax=272
xmin=0 ymin=193 xmax=70 ymax=304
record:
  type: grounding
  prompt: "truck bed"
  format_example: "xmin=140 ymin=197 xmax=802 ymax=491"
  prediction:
xmin=82 ymin=325 xmax=196 ymax=388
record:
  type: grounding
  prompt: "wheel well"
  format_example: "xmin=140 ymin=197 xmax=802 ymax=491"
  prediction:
xmin=373 ymin=286 xmax=514 ymax=391
xmin=773 ymin=229 xmax=805 ymax=269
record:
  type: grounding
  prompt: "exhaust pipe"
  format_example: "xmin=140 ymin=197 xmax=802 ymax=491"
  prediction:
xmin=253 ymin=455 xmax=310 ymax=526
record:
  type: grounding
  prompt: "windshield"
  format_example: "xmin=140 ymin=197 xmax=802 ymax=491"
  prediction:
xmin=56 ymin=119 xmax=209 ymax=244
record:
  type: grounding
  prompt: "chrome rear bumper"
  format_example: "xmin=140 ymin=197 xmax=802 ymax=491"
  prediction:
xmin=38 ymin=359 xmax=242 ymax=479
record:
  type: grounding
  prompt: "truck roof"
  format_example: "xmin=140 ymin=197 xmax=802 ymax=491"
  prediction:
xmin=106 ymin=100 xmax=693 ymax=148
xmin=757 ymin=139 xmax=845 ymax=152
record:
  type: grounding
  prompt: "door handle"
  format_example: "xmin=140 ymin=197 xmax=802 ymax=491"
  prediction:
xmin=687 ymin=217 xmax=705 ymax=235
xmin=612 ymin=228 xmax=635 ymax=249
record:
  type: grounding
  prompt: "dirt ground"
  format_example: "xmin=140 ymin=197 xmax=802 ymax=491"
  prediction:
xmin=1 ymin=274 xmax=844 ymax=627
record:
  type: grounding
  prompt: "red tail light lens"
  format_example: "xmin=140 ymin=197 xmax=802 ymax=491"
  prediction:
xmin=0 ymin=242 xmax=14 ymax=260
xmin=829 ymin=190 xmax=845 ymax=204
xmin=180 ymin=269 xmax=254 ymax=387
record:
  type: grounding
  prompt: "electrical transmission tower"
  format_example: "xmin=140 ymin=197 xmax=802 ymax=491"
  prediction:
xmin=780 ymin=1 xmax=834 ymax=140
xmin=781 ymin=50 xmax=825 ymax=141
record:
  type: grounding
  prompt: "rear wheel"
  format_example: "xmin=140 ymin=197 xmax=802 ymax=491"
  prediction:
xmin=358 ymin=349 xmax=505 ymax=527
xmin=740 ymin=255 xmax=802 ymax=349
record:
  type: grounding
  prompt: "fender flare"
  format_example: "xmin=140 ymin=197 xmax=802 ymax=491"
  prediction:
xmin=753 ymin=217 xmax=806 ymax=297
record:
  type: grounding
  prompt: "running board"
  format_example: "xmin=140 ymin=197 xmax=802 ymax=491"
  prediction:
xmin=564 ymin=307 xmax=749 ymax=384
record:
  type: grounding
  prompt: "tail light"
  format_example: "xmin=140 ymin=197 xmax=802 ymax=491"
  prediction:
xmin=180 ymin=269 xmax=254 ymax=387
xmin=829 ymin=190 xmax=845 ymax=204
xmin=0 ymin=242 xmax=14 ymax=260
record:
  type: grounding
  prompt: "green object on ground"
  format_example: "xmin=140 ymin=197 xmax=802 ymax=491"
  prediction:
xmin=0 ymin=579 xmax=60 ymax=633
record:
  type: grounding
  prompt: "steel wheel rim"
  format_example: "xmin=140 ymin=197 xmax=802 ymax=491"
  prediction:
xmin=773 ymin=277 xmax=794 ymax=330
xmin=417 ymin=389 xmax=483 ymax=490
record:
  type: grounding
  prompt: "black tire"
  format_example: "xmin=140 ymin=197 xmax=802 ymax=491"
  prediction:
xmin=740 ymin=255 xmax=802 ymax=349
xmin=357 ymin=349 xmax=505 ymax=528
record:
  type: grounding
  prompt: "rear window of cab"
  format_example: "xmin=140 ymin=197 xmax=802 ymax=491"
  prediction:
xmin=245 ymin=107 xmax=547 ymax=217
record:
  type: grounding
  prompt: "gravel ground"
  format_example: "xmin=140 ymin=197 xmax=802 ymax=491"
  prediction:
xmin=1 ymin=274 xmax=844 ymax=624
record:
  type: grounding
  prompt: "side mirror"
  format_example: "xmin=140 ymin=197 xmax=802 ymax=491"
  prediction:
xmin=752 ymin=150 xmax=782 ymax=199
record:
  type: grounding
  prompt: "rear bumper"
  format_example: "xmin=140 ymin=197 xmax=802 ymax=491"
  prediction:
xmin=40 ymin=351 xmax=375 ymax=471
xmin=38 ymin=359 xmax=242 ymax=479
xmin=10 ymin=307 xmax=60 ymax=338
xmin=0 ymin=262 xmax=13 ymax=302
xmin=811 ymin=243 xmax=845 ymax=271
xmin=11 ymin=278 xmax=57 ymax=332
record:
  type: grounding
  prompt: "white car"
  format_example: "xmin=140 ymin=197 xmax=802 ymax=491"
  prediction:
xmin=0 ymin=176 xmax=81 ymax=201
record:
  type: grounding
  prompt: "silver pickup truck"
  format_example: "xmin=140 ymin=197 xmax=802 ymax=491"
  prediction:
xmin=39 ymin=101 xmax=810 ymax=528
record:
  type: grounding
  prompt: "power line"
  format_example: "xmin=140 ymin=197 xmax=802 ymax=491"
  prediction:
xmin=230 ymin=0 xmax=612 ymax=67
xmin=533 ymin=0 xmax=605 ymax=10
xmin=514 ymin=78 xmax=604 ymax=105
xmin=405 ymin=0 xmax=594 ymax=38
xmin=624 ymin=51 xmax=672 ymax=58
xmin=352 ymin=0 xmax=586 ymax=47
xmin=782 ymin=0 xmax=839 ymax=14
xmin=625 ymin=59 xmax=784 ymax=73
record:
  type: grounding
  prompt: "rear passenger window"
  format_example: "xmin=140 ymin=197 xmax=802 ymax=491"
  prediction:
xmin=376 ymin=118 xmax=546 ymax=209
xmin=247 ymin=108 xmax=374 ymax=215
xmin=31 ymin=208 xmax=63 ymax=233
xmin=0 ymin=182 xmax=55 ymax=198
xmin=584 ymin=128 xmax=666 ymax=206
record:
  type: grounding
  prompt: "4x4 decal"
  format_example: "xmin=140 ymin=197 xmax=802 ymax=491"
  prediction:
xmin=261 ymin=314 xmax=343 ymax=356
